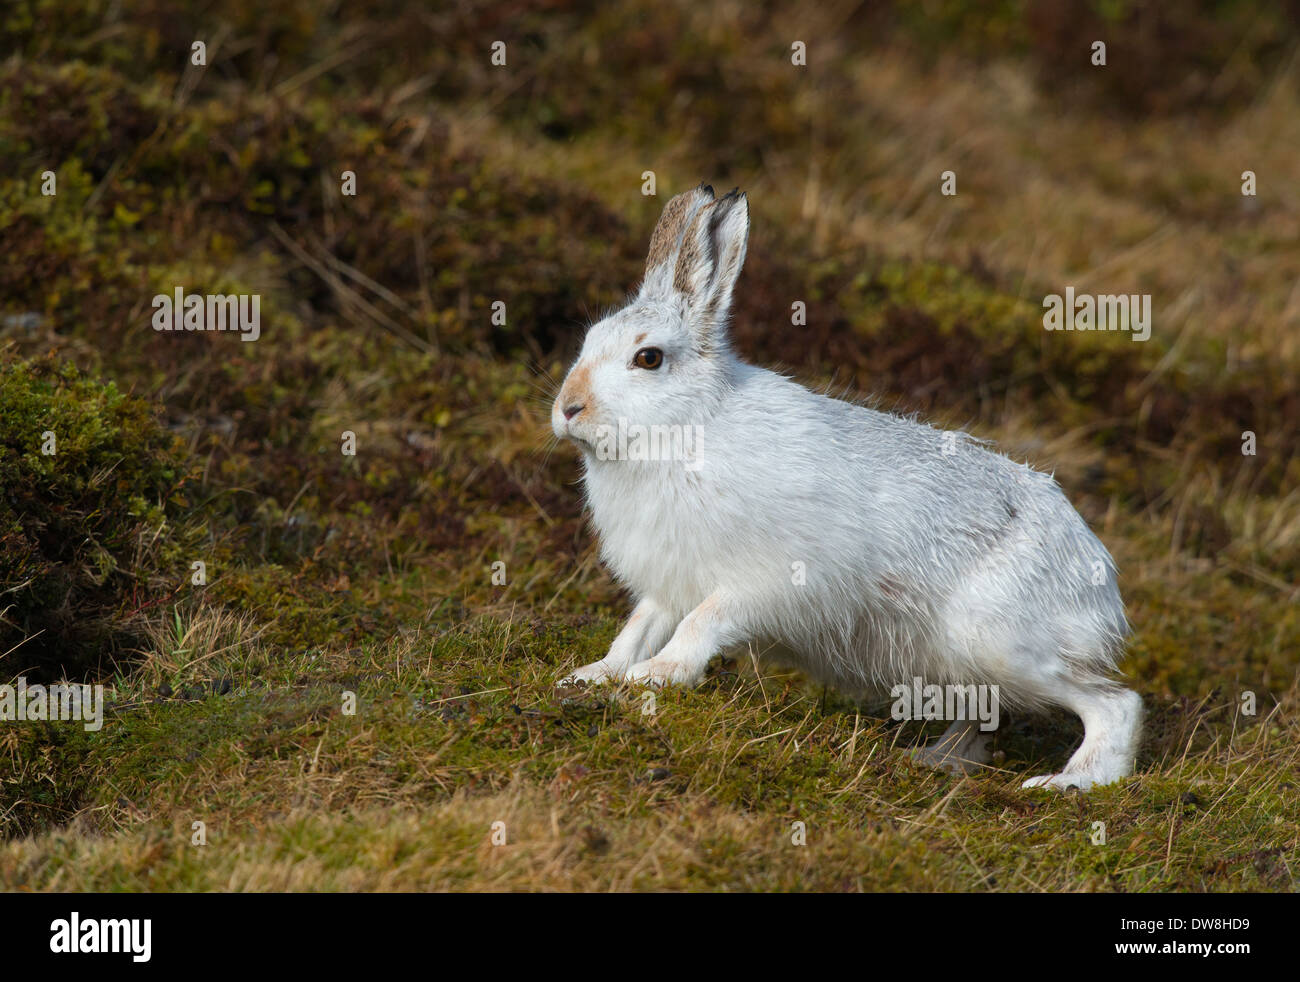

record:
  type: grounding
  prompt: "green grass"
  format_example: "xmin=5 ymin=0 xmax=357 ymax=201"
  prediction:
xmin=5 ymin=626 xmax=1296 ymax=890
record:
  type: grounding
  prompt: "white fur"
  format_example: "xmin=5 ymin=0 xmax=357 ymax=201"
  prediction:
xmin=552 ymin=186 xmax=1142 ymax=791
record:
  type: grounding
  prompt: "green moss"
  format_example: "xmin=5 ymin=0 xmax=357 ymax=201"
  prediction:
xmin=0 ymin=353 xmax=201 ymax=679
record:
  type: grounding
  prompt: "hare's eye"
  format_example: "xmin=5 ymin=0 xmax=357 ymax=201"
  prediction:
xmin=633 ymin=347 xmax=663 ymax=370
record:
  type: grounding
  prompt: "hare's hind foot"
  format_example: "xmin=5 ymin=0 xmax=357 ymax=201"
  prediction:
xmin=909 ymin=719 xmax=994 ymax=775
xmin=1022 ymin=686 xmax=1142 ymax=792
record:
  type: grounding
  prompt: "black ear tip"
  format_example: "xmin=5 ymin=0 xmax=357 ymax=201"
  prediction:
xmin=698 ymin=181 xmax=715 ymax=196
xmin=715 ymin=188 xmax=746 ymax=214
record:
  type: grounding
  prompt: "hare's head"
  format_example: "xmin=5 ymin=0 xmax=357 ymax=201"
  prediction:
xmin=552 ymin=183 xmax=750 ymax=450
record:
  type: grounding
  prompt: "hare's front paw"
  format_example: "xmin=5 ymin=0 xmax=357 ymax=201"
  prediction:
xmin=1021 ymin=772 xmax=1096 ymax=792
xmin=622 ymin=655 xmax=701 ymax=689
xmin=561 ymin=659 xmax=620 ymax=685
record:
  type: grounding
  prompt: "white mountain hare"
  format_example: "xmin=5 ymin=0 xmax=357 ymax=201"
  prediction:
xmin=552 ymin=183 xmax=1142 ymax=791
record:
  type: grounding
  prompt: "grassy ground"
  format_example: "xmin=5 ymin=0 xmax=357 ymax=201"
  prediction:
xmin=2 ymin=0 xmax=1298 ymax=891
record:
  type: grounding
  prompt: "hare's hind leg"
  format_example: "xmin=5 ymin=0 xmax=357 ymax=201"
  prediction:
xmin=1022 ymin=684 xmax=1142 ymax=791
xmin=910 ymin=719 xmax=994 ymax=775
xmin=562 ymin=597 xmax=675 ymax=684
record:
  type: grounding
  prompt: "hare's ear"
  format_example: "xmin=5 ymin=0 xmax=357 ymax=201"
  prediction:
xmin=673 ymin=188 xmax=749 ymax=345
xmin=641 ymin=183 xmax=715 ymax=299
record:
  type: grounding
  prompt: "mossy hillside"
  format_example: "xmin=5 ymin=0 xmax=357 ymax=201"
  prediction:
xmin=4 ymin=21 xmax=1295 ymax=511
xmin=0 ymin=58 xmax=640 ymax=358
xmin=0 ymin=353 xmax=200 ymax=680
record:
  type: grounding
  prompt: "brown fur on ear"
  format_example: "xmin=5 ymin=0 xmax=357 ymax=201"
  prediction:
xmin=673 ymin=188 xmax=749 ymax=350
xmin=673 ymin=188 xmax=745 ymax=300
xmin=672 ymin=199 xmax=718 ymax=294
xmin=645 ymin=183 xmax=714 ymax=277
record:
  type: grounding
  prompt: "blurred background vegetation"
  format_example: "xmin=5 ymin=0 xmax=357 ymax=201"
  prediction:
xmin=1 ymin=1 xmax=1298 ymax=889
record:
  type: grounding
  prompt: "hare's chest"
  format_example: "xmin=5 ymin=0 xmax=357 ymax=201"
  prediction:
xmin=583 ymin=465 xmax=714 ymax=607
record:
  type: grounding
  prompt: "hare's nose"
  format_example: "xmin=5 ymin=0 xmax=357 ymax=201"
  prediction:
xmin=563 ymin=403 xmax=585 ymax=421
